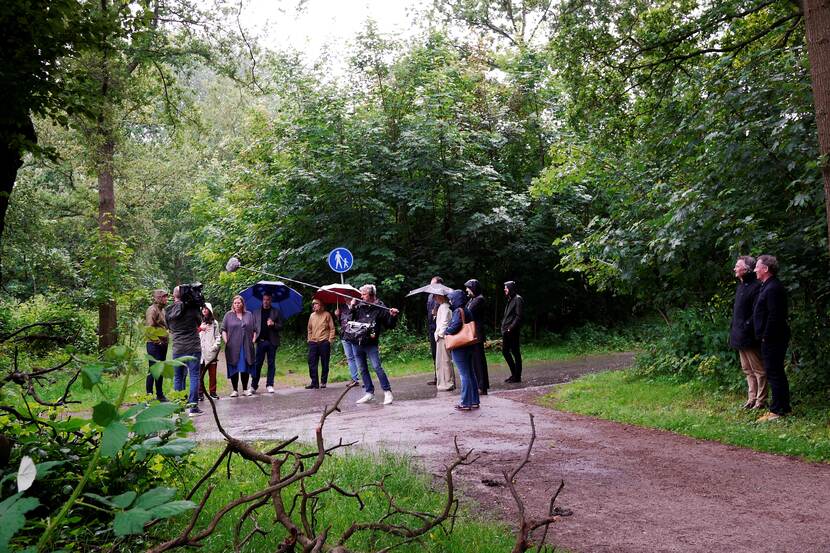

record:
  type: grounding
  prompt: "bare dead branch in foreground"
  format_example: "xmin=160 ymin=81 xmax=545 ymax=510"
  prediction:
xmin=506 ymin=413 xmax=572 ymax=553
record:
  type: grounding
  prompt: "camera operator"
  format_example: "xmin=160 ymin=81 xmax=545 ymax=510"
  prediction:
xmin=166 ymin=284 xmax=204 ymax=417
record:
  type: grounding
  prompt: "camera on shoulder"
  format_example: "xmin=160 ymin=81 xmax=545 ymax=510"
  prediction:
xmin=179 ymin=282 xmax=205 ymax=307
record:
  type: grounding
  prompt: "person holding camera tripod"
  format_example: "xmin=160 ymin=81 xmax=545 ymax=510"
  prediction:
xmin=166 ymin=285 xmax=204 ymax=417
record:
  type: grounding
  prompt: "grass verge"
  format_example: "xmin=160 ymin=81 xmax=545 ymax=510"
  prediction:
xmin=541 ymin=370 xmax=830 ymax=463
xmin=152 ymin=443 xmax=516 ymax=552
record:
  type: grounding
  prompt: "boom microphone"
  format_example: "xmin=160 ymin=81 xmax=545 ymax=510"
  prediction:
xmin=225 ymin=256 xmax=242 ymax=273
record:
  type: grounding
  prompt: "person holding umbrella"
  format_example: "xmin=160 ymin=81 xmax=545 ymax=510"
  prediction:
xmin=433 ymin=291 xmax=456 ymax=391
xmin=222 ymin=295 xmax=257 ymax=397
xmin=306 ymin=299 xmax=335 ymax=389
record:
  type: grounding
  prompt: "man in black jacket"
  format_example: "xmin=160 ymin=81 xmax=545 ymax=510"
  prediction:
xmin=166 ymin=286 xmax=203 ymax=416
xmin=753 ymin=255 xmax=791 ymax=421
xmin=349 ymin=284 xmax=399 ymax=405
xmin=252 ymin=293 xmax=282 ymax=394
xmin=501 ymin=281 xmax=524 ymax=383
xmin=729 ymin=256 xmax=766 ymax=409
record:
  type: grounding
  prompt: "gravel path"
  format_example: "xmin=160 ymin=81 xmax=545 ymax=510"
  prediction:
xmin=193 ymin=352 xmax=830 ymax=553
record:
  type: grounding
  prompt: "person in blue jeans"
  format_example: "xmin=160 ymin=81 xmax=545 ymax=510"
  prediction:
xmin=348 ymin=284 xmax=400 ymax=405
xmin=336 ymin=303 xmax=359 ymax=383
xmin=165 ymin=285 xmax=204 ymax=416
xmin=443 ymin=290 xmax=479 ymax=411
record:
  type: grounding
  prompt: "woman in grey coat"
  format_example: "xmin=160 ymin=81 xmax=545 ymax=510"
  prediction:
xmin=221 ymin=295 xmax=257 ymax=397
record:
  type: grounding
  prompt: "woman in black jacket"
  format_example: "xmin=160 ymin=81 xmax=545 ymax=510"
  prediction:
xmin=464 ymin=279 xmax=489 ymax=395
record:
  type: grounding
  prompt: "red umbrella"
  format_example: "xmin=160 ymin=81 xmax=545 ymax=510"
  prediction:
xmin=313 ymin=284 xmax=361 ymax=305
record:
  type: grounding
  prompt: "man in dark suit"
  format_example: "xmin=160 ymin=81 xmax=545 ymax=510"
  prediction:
xmin=729 ymin=256 xmax=766 ymax=409
xmin=501 ymin=280 xmax=525 ymax=383
xmin=753 ymin=255 xmax=791 ymax=421
xmin=252 ymin=293 xmax=282 ymax=394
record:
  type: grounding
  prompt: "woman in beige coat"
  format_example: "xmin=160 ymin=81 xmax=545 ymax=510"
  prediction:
xmin=433 ymin=293 xmax=456 ymax=391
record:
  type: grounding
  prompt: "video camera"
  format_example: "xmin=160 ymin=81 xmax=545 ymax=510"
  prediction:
xmin=179 ymin=282 xmax=205 ymax=308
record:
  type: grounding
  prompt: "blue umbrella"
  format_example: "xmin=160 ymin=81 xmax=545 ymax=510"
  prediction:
xmin=239 ymin=281 xmax=303 ymax=319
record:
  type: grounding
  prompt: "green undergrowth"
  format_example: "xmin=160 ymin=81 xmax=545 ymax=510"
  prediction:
xmin=152 ymin=444 xmax=517 ymax=552
xmin=542 ymin=370 xmax=830 ymax=463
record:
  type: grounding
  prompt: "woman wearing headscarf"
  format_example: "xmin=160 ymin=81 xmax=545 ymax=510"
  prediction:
xmin=221 ymin=295 xmax=257 ymax=397
xmin=444 ymin=290 xmax=479 ymax=410
xmin=433 ymin=292 xmax=456 ymax=391
xmin=464 ymin=278 xmax=489 ymax=395
xmin=199 ymin=302 xmax=222 ymax=401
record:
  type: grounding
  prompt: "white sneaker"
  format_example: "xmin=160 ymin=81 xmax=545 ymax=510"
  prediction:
xmin=383 ymin=391 xmax=393 ymax=405
xmin=230 ymin=390 xmax=238 ymax=398
xmin=243 ymin=388 xmax=252 ymax=397
xmin=267 ymin=386 xmax=275 ymax=393
xmin=355 ymin=393 xmax=374 ymax=404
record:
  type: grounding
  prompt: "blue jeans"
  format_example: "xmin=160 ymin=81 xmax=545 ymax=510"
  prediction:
xmin=253 ymin=340 xmax=277 ymax=389
xmin=173 ymin=351 xmax=201 ymax=408
xmin=451 ymin=347 xmax=479 ymax=407
xmin=342 ymin=340 xmax=359 ymax=381
xmin=354 ymin=343 xmax=391 ymax=394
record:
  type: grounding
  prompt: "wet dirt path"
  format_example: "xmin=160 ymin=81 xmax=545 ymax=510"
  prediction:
xmin=193 ymin=352 xmax=830 ymax=553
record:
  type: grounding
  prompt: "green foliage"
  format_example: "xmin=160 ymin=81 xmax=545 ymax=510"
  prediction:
xmin=635 ymin=306 xmax=738 ymax=387
xmin=0 ymin=341 xmax=198 ymax=551
xmin=0 ymin=296 xmax=97 ymax=356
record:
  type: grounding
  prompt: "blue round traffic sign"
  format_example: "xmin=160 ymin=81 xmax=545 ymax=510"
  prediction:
xmin=327 ymin=247 xmax=353 ymax=273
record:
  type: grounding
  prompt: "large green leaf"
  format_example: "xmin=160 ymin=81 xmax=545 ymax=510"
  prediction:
xmin=92 ymin=402 xmax=119 ymax=427
xmin=112 ymin=508 xmax=153 ymax=536
xmin=100 ymin=421 xmax=129 ymax=458
xmin=81 ymin=365 xmax=104 ymax=390
xmin=110 ymin=491 xmax=137 ymax=509
xmin=131 ymin=403 xmax=178 ymax=435
xmin=134 ymin=487 xmax=176 ymax=510
xmin=148 ymin=500 xmax=195 ymax=518
xmin=0 ymin=493 xmax=40 ymax=551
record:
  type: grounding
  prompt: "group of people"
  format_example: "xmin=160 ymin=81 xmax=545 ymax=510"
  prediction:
xmin=145 ymin=288 xmax=283 ymax=416
xmin=729 ymin=254 xmax=791 ymax=421
xmin=144 ymin=277 xmax=525 ymax=415
xmin=425 ymin=277 xmax=525 ymax=411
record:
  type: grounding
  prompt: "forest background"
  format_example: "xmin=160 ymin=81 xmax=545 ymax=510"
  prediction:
xmin=2 ymin=0 xmax=830 ymax=406
xmin=2 ymin=0 xmax=830 ymax=550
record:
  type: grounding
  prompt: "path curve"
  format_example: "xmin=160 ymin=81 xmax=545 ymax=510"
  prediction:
xmin=193 ymin=353 xmax=830 ymax=553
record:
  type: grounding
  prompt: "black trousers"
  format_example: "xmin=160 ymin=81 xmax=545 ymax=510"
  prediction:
xmin=308 ymin=340 xmax=331 ymax=386
xmin=146 ymin=342 xmax=167 ymax=397
xmin=762 ymin=340 xmax=790 ymax=415
xmin=502 ymin=330 xmax=522 ymax=380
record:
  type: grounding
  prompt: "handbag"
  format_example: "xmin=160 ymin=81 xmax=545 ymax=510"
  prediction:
xmin=445 ymin=308 xmax=479 ymax=351
xmin=343 ymin=320 xmax=375 ymax=345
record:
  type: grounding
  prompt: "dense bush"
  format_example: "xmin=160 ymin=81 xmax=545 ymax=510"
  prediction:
xmin=0 ymin=296 xmax=97 ymax=355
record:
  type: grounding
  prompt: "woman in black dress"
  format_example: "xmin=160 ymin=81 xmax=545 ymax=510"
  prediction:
xmin=464 ymin=279 xmax=489 ymax=395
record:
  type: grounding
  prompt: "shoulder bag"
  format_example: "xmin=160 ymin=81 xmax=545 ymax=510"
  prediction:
xmin=445 ymin=308 xmax=479 ymax=351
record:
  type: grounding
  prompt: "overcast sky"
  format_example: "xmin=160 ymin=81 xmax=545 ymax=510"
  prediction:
xmin=238 ymin=0 xmax=429 ymax=65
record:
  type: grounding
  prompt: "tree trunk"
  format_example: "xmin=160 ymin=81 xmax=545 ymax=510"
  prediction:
xmin=0 ymin=119 xmax=35 ymax=252
xmin=804 ymin=0 xmax=830 ymax=255
xmin=97 ymin=137 xmax=117 ymax=349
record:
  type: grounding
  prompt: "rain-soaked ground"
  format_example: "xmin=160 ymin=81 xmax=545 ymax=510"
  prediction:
xmin=193 ymin=352 xmax=830 ymax=553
